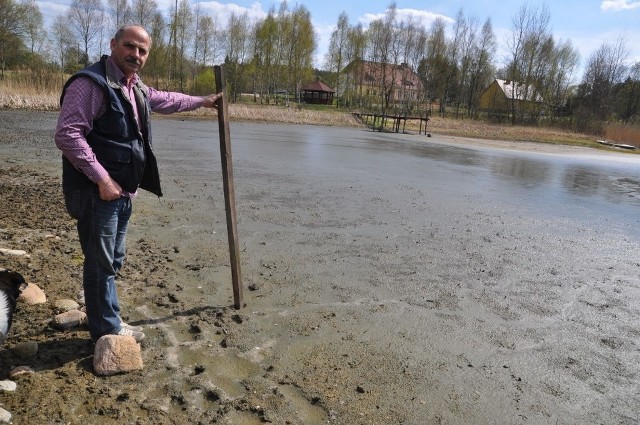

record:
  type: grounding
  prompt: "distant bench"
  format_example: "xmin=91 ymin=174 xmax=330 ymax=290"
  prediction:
xmin=352 ymin=112 xmax=430 ymax=135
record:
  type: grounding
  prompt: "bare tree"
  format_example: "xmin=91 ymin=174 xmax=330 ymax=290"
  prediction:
xmin=21 ymin=0 xmax=45 ymax=54
xmin=450 ymin=10 xmax=478 ymax=117
xmin=191 ymin=2 xmax=203 ymax=79
xmin=253 ymin=8 xmax=277 ymax=102
xmin=617 ymin=61 xmax=640 ymax=124
xmin=543 ymin=38 xmax=579 ymax=122
xmin=176 ymin=0 xmax=192 ymax=91
xmin=195 ymin=15 xmax=218 ymax=66
xmin=325 ymin=11 xmax=349 ymax=106
xmin=145 ymin=10 xmax=166 ymax=86
xmin=107 ymin=0 xmax=131 ymax=31
xmin=131 ymin=0 xmax=157 ymax=28
xmin=166 ymin=0 xmax=191 ymax=90
xmin=226 ymin=11 xmax=251 ymax=101
xmin=467 ymin=18 xmax=496 ymax=117
xmin=579 ymin=36 xmax=629 ymax=121
xmin=418 ymin=18 xmax=451 ymax=113
xmin=51 ymin=15 xmax=74 ymax=79
xmin=0 ymin=0 xmax=29 ymax=76
xmin=68 ymin=0 xmax=104 ymax=66
xmin=343 ymin=23 xmax=366 ymax=105
xmin=366 ymin=3 xmax=396 ymax=110
xmin=505 ymin=3 xmax=552 ymax=123
xmin=285 ymin=4 xmax=315 ymax=103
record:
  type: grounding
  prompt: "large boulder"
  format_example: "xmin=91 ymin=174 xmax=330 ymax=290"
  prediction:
xmin=93 ymin=335 xmax=143 ymax=376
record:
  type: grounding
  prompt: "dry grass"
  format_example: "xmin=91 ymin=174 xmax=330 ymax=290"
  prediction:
xmin=171 ymin=103 xmax=360 ymax=127
xmin=604 ymin=124 xmax=640 ymax=147
xmin=0 ymin=70 xmax=63 ymax=110
xmin=2 ymin=79 xmax=637 ymax=152
xmin=425 ymin=116 xmax=599 ymax=147
xmin=0 ymin=81 xmax=60 ymax=111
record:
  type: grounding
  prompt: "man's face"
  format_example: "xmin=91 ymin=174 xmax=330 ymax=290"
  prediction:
xmin=110 ymin=26 xmax=151 ymax=79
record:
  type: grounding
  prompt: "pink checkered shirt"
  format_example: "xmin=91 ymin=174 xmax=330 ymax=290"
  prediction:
xmin=55 ymin=57 xmax=204 ymax=194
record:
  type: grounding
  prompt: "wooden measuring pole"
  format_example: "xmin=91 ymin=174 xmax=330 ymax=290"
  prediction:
xmin=214 ymin=65 xmax=243 ymax=309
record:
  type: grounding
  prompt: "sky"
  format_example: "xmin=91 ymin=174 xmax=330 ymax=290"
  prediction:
xmin=36 ymin=0 xmax=640 ymax=80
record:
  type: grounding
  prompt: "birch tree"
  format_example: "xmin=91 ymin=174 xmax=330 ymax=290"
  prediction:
xmin=226 ymin=11 xmax=251 ymax=101
xmin=505 ymin=3 xmax=552 ymax=122
xmin=325 ymin=11 xmax=349 ymax=106
xmin=467 ymin=18 xmax=496 ymax=117
xmin=107 ymin=0 xmax=131 ymax=31
xmin=131 ymin=0 xmax=157 ymax=28
xmin=68 ymin=0 xmax=104 ymax=66
xmin=285 ymin=4 xmax=315 ymax=103
xmin=579 ymin=37 xmax=628 ymax=121
xmin=51 ymin=15 xmax=74 ymax=78
xmin=145 ymin=10 xmax=166 ymax=86
xmin=22 ymin=0 xmax=45 ymax=54
xmin=418 ymin=18 xmax=451 ymax=111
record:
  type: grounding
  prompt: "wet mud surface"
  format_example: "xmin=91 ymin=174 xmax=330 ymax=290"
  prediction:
xmin=0 ymin=110 xmax=639 ymax=424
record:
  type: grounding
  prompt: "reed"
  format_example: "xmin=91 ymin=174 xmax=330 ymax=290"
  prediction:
xmin=604 ymin=124 xmax=640 ymax=147
xmin=0 ymin=72 xmax=61 ymax=110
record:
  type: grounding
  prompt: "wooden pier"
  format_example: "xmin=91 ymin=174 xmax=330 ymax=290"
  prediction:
xmin=353 ymin=112 xmax=430 ymax=135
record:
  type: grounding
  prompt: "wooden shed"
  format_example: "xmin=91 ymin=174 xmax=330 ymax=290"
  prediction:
xmin=300 ymin=79 xmax=335 ymax=105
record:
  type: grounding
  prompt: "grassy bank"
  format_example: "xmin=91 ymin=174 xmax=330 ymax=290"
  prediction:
xmin=1 ymin=81 xmax=637 ymax=152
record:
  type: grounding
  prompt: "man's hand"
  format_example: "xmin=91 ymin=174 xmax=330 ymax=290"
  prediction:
xmin=202 ymin=92 xmax=224 ymax=109
xmin=97 ymin=176 xmax=123 ymax=201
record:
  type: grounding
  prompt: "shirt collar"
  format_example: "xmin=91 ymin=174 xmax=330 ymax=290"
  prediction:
xmin=106 ymin=56 xmax=139 ymax=87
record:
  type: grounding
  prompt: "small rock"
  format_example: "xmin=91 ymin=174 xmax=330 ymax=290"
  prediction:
xmin=0 ymin=380 xmax=17 ymax=392
xmin=0 ymin=407 xmax=11 ymax=423
xmin=13 ymin=341 xmax=38 ymax=358
xmin=9 ymin=366 xmax=35 ymax=378
xmin=93 ymin=335 xmax=143 ymax=376
xmin=18 ymin=283 xmax=46 ymax=304
xmin=51 ymin=310 xmax=87 ymax=330
xmin=54 ymin=298 xmax=80 ymax=312
xmin=77 ymin=290 xmax=85 ymax=305
xmin=0 ymin=248 xmax=29 ymax=257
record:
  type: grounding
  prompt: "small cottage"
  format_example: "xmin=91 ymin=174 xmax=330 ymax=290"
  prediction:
xmin=479 ymin=79 xmax=543 ymax=113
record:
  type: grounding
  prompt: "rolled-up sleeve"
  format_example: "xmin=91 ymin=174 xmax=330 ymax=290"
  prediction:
xmin=148 ymin=88 xmax=204 ymax=114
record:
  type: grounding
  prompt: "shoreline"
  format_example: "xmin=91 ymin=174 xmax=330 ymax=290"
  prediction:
xmin=3 ymin=99 xmax=630 ymax=154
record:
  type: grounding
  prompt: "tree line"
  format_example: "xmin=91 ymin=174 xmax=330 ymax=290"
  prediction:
xmin=1 ymin=0 xmax=638 ymax=131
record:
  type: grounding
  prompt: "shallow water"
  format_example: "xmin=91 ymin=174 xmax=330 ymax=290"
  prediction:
xmin=158 ymin=120 xmax=640 ymax=241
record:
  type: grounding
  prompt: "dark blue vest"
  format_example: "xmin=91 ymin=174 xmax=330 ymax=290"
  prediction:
xmin=60 ymin=55 xmax=162 ymax=196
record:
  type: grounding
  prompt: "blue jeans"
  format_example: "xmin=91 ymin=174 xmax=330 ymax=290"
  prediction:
xmin=65 ymin=188 xmax=132 ymax=341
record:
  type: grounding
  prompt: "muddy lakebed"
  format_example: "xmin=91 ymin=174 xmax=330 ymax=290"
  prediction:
xmin=0 ymin=109 xmax=639 ymax=424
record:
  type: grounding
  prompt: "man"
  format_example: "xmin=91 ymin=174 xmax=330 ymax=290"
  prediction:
xmin=55 ymin=25 xmax=223 ymax=343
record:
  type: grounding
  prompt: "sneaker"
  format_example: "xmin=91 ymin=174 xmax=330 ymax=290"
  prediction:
xmin=120 ymin=321 xmax=143 ymax=332
xmin=116 ymin=327 xmax=145 ymax=343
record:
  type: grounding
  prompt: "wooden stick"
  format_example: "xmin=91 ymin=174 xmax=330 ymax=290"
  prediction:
xmin=214 ymin=65 xmax=243 ymax=309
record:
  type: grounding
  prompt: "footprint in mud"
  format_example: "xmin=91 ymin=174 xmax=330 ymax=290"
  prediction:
xmin=132 ymin=305 xmax=330 ymax=423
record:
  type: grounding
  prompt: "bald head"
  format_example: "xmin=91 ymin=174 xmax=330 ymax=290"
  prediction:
xmin=110 ymin=25 xmax=151 ymax=81
xmin=114 ymin=25 xmax=152 ymax=46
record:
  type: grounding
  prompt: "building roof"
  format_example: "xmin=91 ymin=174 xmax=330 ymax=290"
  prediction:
xmin=342 ymin=60 xmax=423 ymax=91
xmin=494 ymin=79 xmax=543 ymax=102
xmin=301 ymin=79 xmax=335 ymax=93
